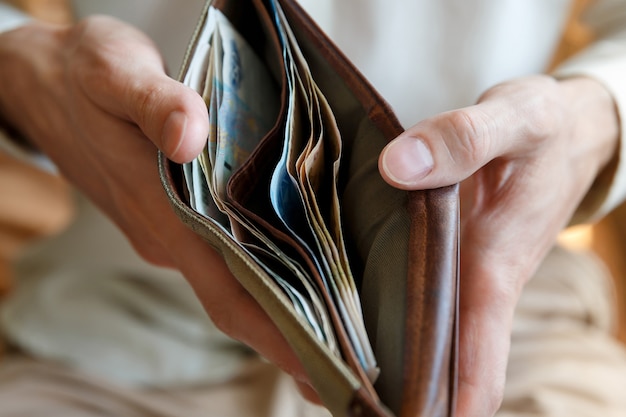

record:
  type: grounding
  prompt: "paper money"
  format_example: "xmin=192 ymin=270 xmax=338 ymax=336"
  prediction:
xmin=243 ymin=241 xmax=337 ymax=351
xmin=269 ymin=0 xmax=378 ymax=379
xmin=181 ymin=3 xmax=378 ymax=381
xmin=212 ymin=11 xmax=279 ymax=199
xmin=182 ymin=6 xmax=341 ymax=350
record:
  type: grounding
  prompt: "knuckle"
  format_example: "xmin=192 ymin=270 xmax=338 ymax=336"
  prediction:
xmin=132 ymin=82 xmax=166 ymax=126
xmin=483 ymin=77 xmax=561 ymax=149
xmin=444 ymin=109 xmax=492 ymax=166
xmin=522 ymin=92 xmax=560 ymax=142
xmin=67 ymin=16 xmax=161 ymax=106
xmin=66 ymin=22 xmax=120 ymax=91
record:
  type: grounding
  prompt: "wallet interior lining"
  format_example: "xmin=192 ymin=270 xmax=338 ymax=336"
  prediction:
xmin=282 ymin=8 xmax=414 ymax=414
xmin=164 ymin=1 xmax=459 ymax=415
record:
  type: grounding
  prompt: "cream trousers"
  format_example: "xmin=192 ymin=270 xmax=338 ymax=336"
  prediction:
xmin=1 ymin=246 xmax=625 ymax=417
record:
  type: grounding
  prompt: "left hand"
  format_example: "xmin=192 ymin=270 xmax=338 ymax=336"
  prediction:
xmin=0 ymin=17 xmax=313 ymax=394
xmin=378 ymin=75 xmax=619 ymax=417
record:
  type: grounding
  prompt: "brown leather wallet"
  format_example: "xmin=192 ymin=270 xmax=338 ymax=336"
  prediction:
xmin=158 ymin=1 xmax=459 ymax=416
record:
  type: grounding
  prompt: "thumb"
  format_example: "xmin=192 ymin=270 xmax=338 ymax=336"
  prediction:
xmin=75 ymin=15 xmax=210 ymax=163
xmin=121 ymin=75 xmax=209 ymax=163
xmin=378 ymin=103 xmax=525 ymax=190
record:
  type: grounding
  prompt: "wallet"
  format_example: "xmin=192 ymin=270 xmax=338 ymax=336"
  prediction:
xmin=158 ymin=1 xmax=460 ymax=416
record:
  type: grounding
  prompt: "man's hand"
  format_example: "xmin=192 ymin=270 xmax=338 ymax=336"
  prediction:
xmin=0 ymin=16 xmax=312 ymax=390
xmin=379 ymin=75 xmax=619 ymax=417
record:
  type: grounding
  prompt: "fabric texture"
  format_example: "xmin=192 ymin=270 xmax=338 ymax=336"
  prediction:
xmin=0 ymin=355 xmax=331 ymax=417
xmin=553 ymin=0 xmax=626 ymax=222
xmin=1 ymin=0 xmax=626 ymax=415
xmin=0 ymin=246 xmax=624 ymax=417
xmin=499 ymin=246 xmax=626 ymax=417
xmin=1 ymin=192 xmax=253 ymax=387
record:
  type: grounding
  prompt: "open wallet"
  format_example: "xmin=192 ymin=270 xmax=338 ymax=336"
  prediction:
xmin=158 ymin=0 xmax=460 ymax=416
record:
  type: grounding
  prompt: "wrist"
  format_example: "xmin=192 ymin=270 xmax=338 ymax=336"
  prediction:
xmin=0 ymin=20 xmax=69 ymax=151
xmin=558 ymin=76 xmax=620 ymax=180
xmin=557 ymin=76 xmax=621 ymax=223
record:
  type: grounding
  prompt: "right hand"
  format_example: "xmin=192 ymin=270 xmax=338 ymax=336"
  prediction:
xmin=379 ymin=75 xmax=619 ymax=416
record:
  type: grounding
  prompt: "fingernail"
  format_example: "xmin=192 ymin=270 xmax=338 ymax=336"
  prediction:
xmin=381 ymin=137 xmax=433 ymax=185
xmin=162 ymin=110 xmax=187 ymax=159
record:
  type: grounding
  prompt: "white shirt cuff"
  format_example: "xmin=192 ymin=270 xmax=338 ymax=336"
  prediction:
xmin=0 ymin=3 xmax=56 ymax=172
xmin=553 ymin=36 xmax=626 ymax=223
xmin=0 ymin=2 xmax=31 ymax=33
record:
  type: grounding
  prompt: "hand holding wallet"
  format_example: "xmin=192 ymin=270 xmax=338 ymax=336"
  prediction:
xmin=158 ymin=1 xmax=459 ymax=416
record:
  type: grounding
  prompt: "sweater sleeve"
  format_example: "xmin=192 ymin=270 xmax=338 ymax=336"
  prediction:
xmin=552 ymin=0 xmax=626 ymax=223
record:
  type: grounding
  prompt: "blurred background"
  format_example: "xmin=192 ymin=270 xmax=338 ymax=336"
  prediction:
xmin=1 ymin=0 xmax=625 ymax=348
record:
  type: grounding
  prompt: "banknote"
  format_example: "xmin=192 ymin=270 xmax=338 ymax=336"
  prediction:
xmin=181 ymin=16 xmax=213 ymax=211
xmin=270 ymin=0 xmax=378 ymax=379
xmin=211 ymin=10 xmax=279 ymax=200
xmin=180 ymin=3 xmax=378 ymax=381
xmin=190 ymin=7 xmax=339 ymax=349
xmin=243 ymin=241 xmax=337 ymax=350
xmin=226 ymin=204 xmax=339 ymax=353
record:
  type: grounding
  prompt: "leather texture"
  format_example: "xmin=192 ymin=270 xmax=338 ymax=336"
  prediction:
xmin=158 ymin=1 xmax=459 ymax=416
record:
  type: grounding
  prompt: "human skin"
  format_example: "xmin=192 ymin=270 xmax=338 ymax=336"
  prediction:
xmin=0 ymin=16 xmax=312 ymax=392
xmin=379 ymin=76 xmax=619 ymax=415
xmin=0 ymin=16 xmax=619 ymax=417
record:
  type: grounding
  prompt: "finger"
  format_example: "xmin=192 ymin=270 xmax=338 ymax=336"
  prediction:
xmin=296 ymin=380 xmax=323 ymax=405
xmin=378 ymin=105 xmax=511 ymax=190
xmin=455 ymin=287 xmax=513 ymax=417
xmin=455 ymin=240 xmax=519 ymax=417
xmin=378 ymin=78 xmax=557 ymax=190
xmin=454 ymin=177 xmax=538 ymax=417
xmin=170 ymin=229 xmax=310 ymax=384
xmin=120 ymin=75 xmax=209 ymax=163
xmin=72 ymin=16 xmax=209 ymax=163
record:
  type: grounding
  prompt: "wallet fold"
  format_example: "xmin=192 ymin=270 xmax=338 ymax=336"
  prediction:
xmin=158 ymin=1 xmax=460 ymax=416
